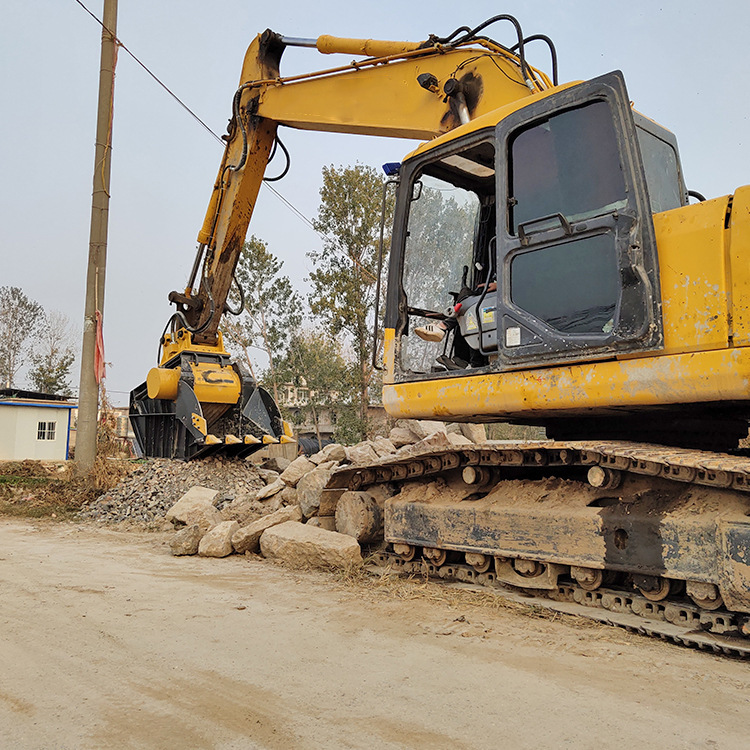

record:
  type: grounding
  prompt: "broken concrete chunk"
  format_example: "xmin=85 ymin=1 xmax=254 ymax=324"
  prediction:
xmin=296 ymin=465 xmax=336 ymax=518
xmin=255 ymin=478 xmax=286 ymax=501
xmin=231 ymin=505 xmax=303 ymax=554
xmin=169 ymin=524 xmax=204 ymax=556
xmin=198 ymin=520 xmax=240 ymax=558
xmin=260 ymin=521 xmax=362 ymax=569
xmin=165 ymin=486 xmax=222 ymax=531
xmin=279 ymin=456 xmax=316 ymax=487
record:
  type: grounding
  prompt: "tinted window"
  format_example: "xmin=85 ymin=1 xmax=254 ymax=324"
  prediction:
xmin=511 ymin=234 xmax=619 ymax=334
xmin=636 ymin=127 xmax=682 ymax=213
xmin=510 ymin=101 xmax=627 ymax=233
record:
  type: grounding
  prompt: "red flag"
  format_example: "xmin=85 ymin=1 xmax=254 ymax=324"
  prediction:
xmin=95 ymin=310 xmax=106 ymax=383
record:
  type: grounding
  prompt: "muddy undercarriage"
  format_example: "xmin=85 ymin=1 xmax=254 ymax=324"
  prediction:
xmin=327 ymin=440 xmax=750 ymax=655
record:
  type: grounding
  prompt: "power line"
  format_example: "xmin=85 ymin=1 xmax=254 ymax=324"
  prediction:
xmin=73 ymin=0 xmax=374 ymax=278
xmin=73 ymin=0 xmax=224 ymax=146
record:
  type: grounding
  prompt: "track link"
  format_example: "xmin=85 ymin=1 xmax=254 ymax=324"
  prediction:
xmin=373 ymin=552 xmax=750 ymax=657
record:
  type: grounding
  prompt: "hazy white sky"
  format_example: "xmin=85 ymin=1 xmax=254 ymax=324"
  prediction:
xmin=2 ymin=0 xmax=749 ymax=405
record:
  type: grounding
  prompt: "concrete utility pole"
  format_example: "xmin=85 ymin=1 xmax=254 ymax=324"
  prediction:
xmin=76 ymin=0 xmax=118 ymax=474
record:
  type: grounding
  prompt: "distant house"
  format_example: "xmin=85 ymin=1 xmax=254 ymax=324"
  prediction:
xmin=0 ymin=389 xmax=76 ymax=461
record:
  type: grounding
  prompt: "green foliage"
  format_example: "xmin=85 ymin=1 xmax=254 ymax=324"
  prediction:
xmin=273 ymin=331 xmax=357 ymax=444
xmin=28 ymin=311 xmax=76 ymax=396
xmin=224 ymin=237 xmax=302 ymax=393
xmin=0 ymin=286 xmax=43 ymax=389
xmin=307 ymin=164 xmax=394 ymax=440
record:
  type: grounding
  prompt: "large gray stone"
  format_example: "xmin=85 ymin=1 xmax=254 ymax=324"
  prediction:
xmin=231 ymin=505 xmax=303 ymax=554
xmin=165 ymin=486 xmax=222 ymax=531
xmin=296 ymin=465 xmax=336 ymax=518
xmin=220 ymin=499 xmax=259 ymax=526
xmin=169 ymin=524 xmax=204 ymax=556
xmin=260 ymin=521 xmax=362 ymax=569
xmin=198 ymin=520 xmax=240 ymax=558
xmin=396 ymin=430 xmax=453 ymax=457
xmin=279 ymin=456 xmax=316 ymax=487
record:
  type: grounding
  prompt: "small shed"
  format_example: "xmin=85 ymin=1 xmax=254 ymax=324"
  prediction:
xmin=0 ymin=389 xmax=76 ymax=461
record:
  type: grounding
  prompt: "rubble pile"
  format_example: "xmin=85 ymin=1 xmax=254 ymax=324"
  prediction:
xmin=78 ymin=419 xmax=488 ymax=568
xmin=77 ymin=457 xmax=266 ymax=524
xmin=154 ymin=419 xmax=488 ymax=570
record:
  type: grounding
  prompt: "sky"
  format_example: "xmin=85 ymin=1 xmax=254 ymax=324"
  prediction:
xmin=2 ymin=0 xmax=749 ymax=405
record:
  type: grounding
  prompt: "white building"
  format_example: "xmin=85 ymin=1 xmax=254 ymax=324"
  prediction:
xmin=0 ymin=389 xmax=75 ymax=461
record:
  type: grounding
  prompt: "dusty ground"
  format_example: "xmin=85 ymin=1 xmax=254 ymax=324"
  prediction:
xmin=1 ymin=519 xmax=749 ymax=750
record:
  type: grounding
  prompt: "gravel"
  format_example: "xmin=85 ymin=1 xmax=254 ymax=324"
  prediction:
xmin=77 ymin=457 xmax=265 ymax=525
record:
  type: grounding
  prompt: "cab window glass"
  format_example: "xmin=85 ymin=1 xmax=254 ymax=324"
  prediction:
xmin=511 ymin=234 xmax=619 ymax=334
xmin=636 ymin=127 xmax=682 ymax=213
xmin=402 ymin=174 xmax=480 ymax=312
xmin=509 ymin=101 xmax=627 ymax=233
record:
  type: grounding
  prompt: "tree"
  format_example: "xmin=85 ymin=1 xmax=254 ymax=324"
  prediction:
xmin=0 ymin=286 xmax=43 ymax=389
xmin=224 ymin=237 xmax=303 ymax=400
xmin=274 ymin=331 xmax=355 ymax=448
xmin=307 ymin=164 xmax=394 ymax=440
xmin=28 ymin=310 xmax=76 ymax=396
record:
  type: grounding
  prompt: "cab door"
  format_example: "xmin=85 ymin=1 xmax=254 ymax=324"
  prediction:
xmin=494 ymin=71 xmax=663 ymax=366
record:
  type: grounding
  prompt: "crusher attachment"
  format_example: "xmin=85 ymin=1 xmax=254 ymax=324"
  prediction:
xmin=129 ymin=328 xmax=293 ymax=460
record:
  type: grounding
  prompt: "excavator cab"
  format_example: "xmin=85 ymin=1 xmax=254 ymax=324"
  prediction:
xmin=391 ymin=72 xmax=678 ymax=380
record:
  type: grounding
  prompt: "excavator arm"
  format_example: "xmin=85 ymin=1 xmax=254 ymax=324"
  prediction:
xmin=130 ymin=20 xmax=553 ymax=459
xmin=178 ymin=29 xmax=550 ymax=343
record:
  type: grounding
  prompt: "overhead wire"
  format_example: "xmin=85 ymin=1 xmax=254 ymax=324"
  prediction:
xmin=72 ymin=0 xmax=388 ymax=284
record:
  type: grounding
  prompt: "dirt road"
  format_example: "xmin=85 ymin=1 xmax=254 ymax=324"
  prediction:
xmin=1 ymin=518 xmax=749 ymax=749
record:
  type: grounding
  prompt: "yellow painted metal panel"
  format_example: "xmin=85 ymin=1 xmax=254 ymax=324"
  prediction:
xmin=383 ymin=348 xmax=750 ymax=420
xmin=189 ymin=362 xmax=241 ymax=405
xmin=146 ymin=367 xmax=180 ymax=400
xmin=256 ymin=51 xmax=540 ymax=139
xmin=652 ymin=198 xmax=730 ymax=355
xmin=160 ymin=329 xmax=229 ymax=365
xmin=729 ymin=186 xmax=750 ymax=345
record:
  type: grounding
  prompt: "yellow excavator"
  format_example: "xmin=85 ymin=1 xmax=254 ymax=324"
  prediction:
xmin=130 ymin=16 xmax=750 ymax=651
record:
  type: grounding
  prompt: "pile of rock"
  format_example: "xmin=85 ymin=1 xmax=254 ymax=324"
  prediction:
xmin=163 ymin=419 xmax=487 ymax=570
xmin=77 ymin=456 xmax=267 ymax=524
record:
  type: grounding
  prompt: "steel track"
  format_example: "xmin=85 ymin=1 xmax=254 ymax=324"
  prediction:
xmin=331 ymin=440 xmax=750 ymax=656
xmin=332 ymin=439 xmax=750 ymax=493
xmin=372 ymin=552 xmax=750 ymax=657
